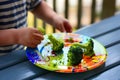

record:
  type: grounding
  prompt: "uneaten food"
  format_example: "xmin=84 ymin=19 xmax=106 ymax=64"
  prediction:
xmin=47 ymin=34 xmax=95 ymax=66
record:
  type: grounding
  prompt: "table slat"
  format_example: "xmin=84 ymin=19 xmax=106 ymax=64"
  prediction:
xmin=75 ymin=15 xmax=120 ymax=38
xmin=88 ymin=65 xmax=120 ymax=80
xmin=0 ymin=50 xmax=27 ymax=70
xmin=0 ymin=61 xmax=48 ymax=80
xmin=95 ymin=29 xmax=120 ymax=47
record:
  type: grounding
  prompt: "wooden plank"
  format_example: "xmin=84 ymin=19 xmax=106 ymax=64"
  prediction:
xmin=88 ymin=65 xmax=120 ymax=80
xmin=0 ymin=50 xmax=27 ymax=70
xmin=34 ymin=16 xmax=37 ymax=28
xmin=0 ymin=61 xmax=49 ymax=80
xmin=42 ymin=0 xmax=47 ymax=32
xmin=101 ymin=0 xmax=116 ymax=19
xmin=77 ymin=0 xmax=82 ymax=29
xmin=75 ymin=14 xmax=120 ymax=38
xmin=53 ymin=0 xmax=57 ymax=12
xmin=42 ymin=22 xmax=46 ymax=34
xmin=33 ymin=44 xmax=120 ymax=80
xmin=64 ymin=0 xmax=69 ymax=19
xmin=91 ymin=0 xmax=96 ymax=24
xmin=52 ymin=0 xmax=56 ymax=32
xmin=103 ymin=43 xmax=120 ymax=69
xmin=95 ymin=29 xmax=120 ymax=47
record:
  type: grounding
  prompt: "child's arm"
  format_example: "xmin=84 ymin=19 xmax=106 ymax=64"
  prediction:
xmin=0 ymin=27 xmax=43 ymax=48
xmin=0 ymin=29 xmax=18 ymax=46
xmin=31 ymin=0 xmax=72 ymax=32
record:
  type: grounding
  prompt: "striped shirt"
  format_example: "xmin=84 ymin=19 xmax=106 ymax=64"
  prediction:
xmin=0 ymin=0 xmax=41 ymax=54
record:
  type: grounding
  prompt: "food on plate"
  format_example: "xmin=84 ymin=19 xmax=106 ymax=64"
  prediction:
xmin=26 ymin=33 xmax=107 ymax=73
xmin=47 ymin=34 xmax=95 ymax=67
xmin=48 ymin=34 xmax=64 ymax=53
xmin=83 ymin=39 xmax=94 ymax=56
xmin=67 ymin=43 xmax=83 ymax=66
xmin=74 ymin=39 xmax=94 ymax=57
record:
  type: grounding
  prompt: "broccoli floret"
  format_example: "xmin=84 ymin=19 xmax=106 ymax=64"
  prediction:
xmin=38 ymin=27 xmax=45 ymax=35
xmin=48 ymin=34 xmax=64 ymax=53
xmin=67 ymin=43 xmax=83 ymax=66
xmin=67 ymin=39 xmax=94 ymax=66
xmin=74 ymin=39 xmax=94 ymax=57
xmin=83 ymin=39 xmax=94 ymax=56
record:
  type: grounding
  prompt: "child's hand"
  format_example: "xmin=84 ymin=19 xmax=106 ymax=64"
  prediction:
xmin=52 ymin=16 xmax=72 ymax=32
xmin=17 ymin=27 xmax=44 ymax=48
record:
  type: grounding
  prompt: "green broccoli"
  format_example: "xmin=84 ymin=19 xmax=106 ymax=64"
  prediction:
xmin=83 ymin=39 xmax=94 ymax=56
xmin=37 ymin=27 xmax=45 ymax=35
xmin=48 ymin=34 xmax=64 ymax=53
xmin=72 ymin=39 xmax=94 ymax=57
xmin=67 ymin=43 xmax=83 ymax=66
xmin=67 ymin=39 xmax=94 ymax=66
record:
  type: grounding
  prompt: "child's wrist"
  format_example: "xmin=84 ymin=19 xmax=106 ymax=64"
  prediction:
xmin=12 ymin=29 xmax=20 ymax=44
xmin=51 ymin=16 xmax=58 ymax=26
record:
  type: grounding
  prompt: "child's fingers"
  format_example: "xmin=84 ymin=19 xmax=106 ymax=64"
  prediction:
xmin=59 ymin=23 xmax=66 ymax=32
xmin=64 ymin=20 xmax=72 ymax=32
xmin=28 ymin=37 xmax=43 ymax=48
xmin=33 ymin=28 xmax=43 ymax=35
xmin=33 ymin=33 xmax=44 ymax=41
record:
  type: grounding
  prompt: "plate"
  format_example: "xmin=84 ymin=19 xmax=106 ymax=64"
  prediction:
xmin=26 ymin=33 xmax=107 ymax=73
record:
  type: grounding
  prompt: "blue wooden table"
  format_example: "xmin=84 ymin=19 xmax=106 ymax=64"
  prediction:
xmin=0 ymin=14 xmax=120 ymax=80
